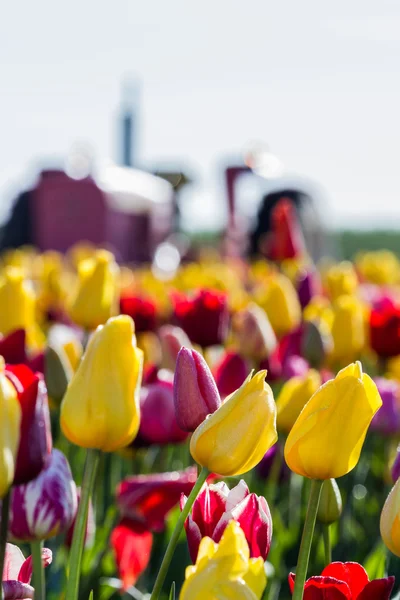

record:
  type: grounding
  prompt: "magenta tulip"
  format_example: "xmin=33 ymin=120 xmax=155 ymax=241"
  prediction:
xmin=213 ymin=351 xmax=249 ymax=399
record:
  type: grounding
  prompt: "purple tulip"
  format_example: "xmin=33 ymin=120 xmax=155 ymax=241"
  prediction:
xmin=174 ymin=347 xmax=221 ymax=431
xmin=180 ymin=480 xmax=272 ymax=562
xmin=371 ymin=378 xmax=400 ymax=436
xmin=282 ymin=355 xmax=309 ymax=380
xmin=296 ymin=269 xmax=321 ymax=309
xmin=9 ymin=449 xmax=78 ymax=541
xmin=392 ymin=448 xmax=400 ymax=482
xmin=256 ymin=443 xmax=289 ymax=482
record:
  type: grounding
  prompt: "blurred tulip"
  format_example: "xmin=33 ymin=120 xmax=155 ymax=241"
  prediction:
xmin=173 ymin=289 xmax=229 ymax=347
xmin=0 ymin=330 xmax=27 ymax=365
xmin=381 ymin=475 xmax=400 ymax=556
xmin=117 ymin=467 xmax=199 ymax=532
xmin=370 ymin=298 xmax=400 ymax=358
xmin=0 ymin=360 xmax=21 ymax=497
xmin=371 ymin=378 xmax=400 ymax=436
xmin=289 ymin=563 xmax=394 ymax=599
xmin=259 ymin=274 xmax=301 ymax=337
xmin=276 ymin=369 xmax=321 ymax=434
xmin=9 ymin=449 xmax=77 ymax=541
xmin=111 ymin=518 xmax=153 ymax=591
xmin=331 ymin=295 xmax=366 ymax=363
xmin=325 ymin=261 xmax=358 ymax=301
xmin=356 ymin=250 xmax=400 ymax=285
xmin=68 ymin=250 xmax=119 ymax=330
xmin=191 ymin=370 xmax=277 ymax=476
xmin=65 ymin=487 xmax=95 ymax=548
xmin=138 ymin=379 xmax=188 ymax=445
xmin=392 ymin=447 xmax=400 ymax=483
xmin=2 ymin=543 xmax=52 ymax=600
xmin=120 ymin=295 xmax=157 ymax=332
xmin=159 ymin=325 xmax=192 ymax=370
xmin=317 ymin=479 xmax=343 ymax=525
xmin=44 ymin=346 xmax=72 ymax=405
xmin=5 ymin=365 xmax=52 ymax=485
xmin=174 ymin=347 xmax=221 ymax=432
xmin=296 ymin=268 xmax=321 ymax=309
xmin=213 ymin=351 xmax=249 ymax=398
xmin=281 ymin=355 xmax=309 ymax=380
xmin=256 ymin=443 xmax=289 ymax=482
xmin=232 ymin=303 xmax=277 ymax=361
xmin=0 ymin=268 xmax=36 ymax=337
xmin=285 ymin=362 xmax=382 ymax=479
xmin=180 ymin=521 xmax=266 ymax=600
xmin=269 ymin=198 xmax=306 ymax=261
xmin=181 ymin=480 xmax=272 ymax=562
xmin=61 ymin=316 xmax=143 ymax=452
xmin=301 ymin=320 xmax=332 ymax=369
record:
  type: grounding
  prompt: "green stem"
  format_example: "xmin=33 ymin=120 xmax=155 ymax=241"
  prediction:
xmin=150 ymin=466 xmax=209 ymax=600
xmin=322 ymin=524 xmax=332 ymax=566
xmin=66 ymin=448 xmax=100 ymax=600
xmin=0 ymin=490 xmax=10 ymax=600
xmin=31 ymin=540 xmax=45 ymax=600
xmin=292 ymin=479 xmax=323 ymax=600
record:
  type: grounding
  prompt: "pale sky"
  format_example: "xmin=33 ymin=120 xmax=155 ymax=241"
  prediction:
xmin=1 ymin=0 xmax=400 ymax=230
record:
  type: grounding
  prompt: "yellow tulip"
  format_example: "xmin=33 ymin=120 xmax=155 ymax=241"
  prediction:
xmin=356 ymin=250 xmax=400 ymax=285
xmin=303 ymin=296 xmax=333 ymax=331
xmin=381 ymin=476 xmax=400 ymax=556
xmin=276 ymin=370 xmax=321 ymax=434
xmin=60 ymin=315 xmax=143 ymax=452
xmin=325 ymin=261 xmax=358 ymax=301
xmin=190 ymin=370 xmax=277 ymax=476
xmin=69 ymin=250 xmax=119 ymax=330
xmin=180 ymin=521 xmax=266 ymax=600
xmin=285 ymin=362 xmax=381 ymax=479
xmin=0 ymin=267 xmax=36 ymax=336
xmin=330 ymin=295 xmax=365 ymax=363
xmin=0 ymin=358 xmax=21 ymax=497
xmin=257 ymin=274 xmax=301 ymax=337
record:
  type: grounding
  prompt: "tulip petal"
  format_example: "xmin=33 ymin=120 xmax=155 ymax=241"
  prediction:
xmin=3 ymin=545 xmax=24 ymax=581
xmin=321 ymin=562 xmax=368 ymax=598
xmin=17 ymin=548 xmax=52 ymax=583
xmin=357 ymin=577 xmax=395 ymax=600
xmin=2 ymin=581 xmax=35 ymax=599
xmin=288 ymin=574 xmax=351 ymax=599
xmin=111 ymin=518 xmax=153 ymax=591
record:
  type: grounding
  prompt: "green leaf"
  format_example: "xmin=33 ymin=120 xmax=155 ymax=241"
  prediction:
xmin=169 ymin=581 xmax=176 ymax=600
xmin=363 ymin=542 xmax=387 ymax=580
xmin=88 ymin=592 xmax=94 ymax=600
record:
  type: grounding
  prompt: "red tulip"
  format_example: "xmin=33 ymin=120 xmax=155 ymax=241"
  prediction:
xmin=5 ymin=365 xmax=52 ymax=485
xmin=289 ymin=562 xmax=394 ymax=599
xmin=213 ymin=351 xmax=249 ymax=398
xmin=116 ymin=467 xmax=199 ymax=532
xmin=0 ymin=329 xmax=44 ymax=374
xmin=2 ymin=543 xmax=52 ymax=600
xmin=370 ymin=298 xmax=400 ymax=358
xmin=111 ymin=518 xmax=153 ymax=591
xmin=120 ymin=295 xmax=157 ymax=332
xmin=269 ymin=198 xmax=306 ymax=262
xmin=181 ymin=480 xmax=272 ymax=562
xmin=173 ymin=289 xmax=229 ymax=347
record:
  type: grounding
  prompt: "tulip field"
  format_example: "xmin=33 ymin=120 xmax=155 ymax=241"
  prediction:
xmin=3 ymin=206 xmax=400 ymax=600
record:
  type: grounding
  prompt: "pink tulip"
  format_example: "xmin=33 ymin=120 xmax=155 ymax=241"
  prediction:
xmin=180 ymin=480 xmax=272 ymax=562
xmin=159 ymin=325 xmax=192 ymax=370
xmin=2 ymin=543 xmax=52 ymax=599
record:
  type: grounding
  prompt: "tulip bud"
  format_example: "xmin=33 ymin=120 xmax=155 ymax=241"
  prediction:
xmin=281 ymin=355 xmax=309 ymax=380
xmin=191 ymin=370 xmax=277 ymax=476
xmin=138 ymin=380 xmax=188 ymax=445
xmin=381 ymin=476 xmax=400 ymax=556
xmin=0 ymin=360 xmax=21 ymax=497
xmin=276 ymin=369 xmax=321 ymax=434
xmin=44 ymin=346 xmax=72 ymax=406
xmin=301 ymin=320 xmax=332 ymax=369
xmin=0 ymin=268 xmax=36 ymax=338
xmin=256 ymin=443 xmax=289 ymax=482
xmin=174 ymin=347 xmax=221 ymax=432
xmin=61 ymin=316 xmax=143 ymax=452
xmin=259 ymin=274 xmax=301 ymax=337
xmin=296 ymin=268 xmax=321 ymax=309
xmin=68 ymin=250 xmax=119 ymax=330
xmin=331 ymin=295 xmax=366 ymax=363
xmin=120 ymin=295 xmax=157 ymax=332
xmin=9 ymin=449 xmax=78 ymax=541
xmin=0 ymin=329 xmax=28 ymax=364
xmin=325 ymin=261 xmax=358 ymax=301
xmin=317 ymin=479 xmax=343 ymax=525
xmin=173 ymin=289 xmax=229 ymax=348
xmin=65 ymin=487 xmax=95 ymax=548
xmin=213 ymin=351 xmax=249 ymax=399
xmin=232 ymin=303 xmax=277 ymax=361
xmin=5 ymin=365 xmax=52 ymax=485
xmin=159 ymin=325 xmax=192 ymax=370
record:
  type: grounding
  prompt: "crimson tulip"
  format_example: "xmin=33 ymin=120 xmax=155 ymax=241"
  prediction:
xmin=0 ymin=329 xmax=44 ymax=374
xmin=120 ymin=295 xmax=157 ymax=332
xmin=289 ymin=562 xmax=394 ymax=599
xmin=173 ymin=289 xmax=229 ymax=347
xmin=110 ymin=518 xmax=153 ymax=591
xmin=181 ymin=480 xmax=272 ymax=562
xmin=5 ymin=365 xmax=52 ymax=485
xmin=269 ymin=198 xmax=306 ymax=261
xmin=370 ymin=298 xmax=400 ymax=358
xmin=213 ymin=351 xmax=249 ymax=398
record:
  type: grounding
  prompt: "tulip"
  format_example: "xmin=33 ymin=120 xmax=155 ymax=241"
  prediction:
xmin=5 ymin=365 xmax=52 ymax=485
xmin=289 ymin=562 xmax=394 ymax=599
xmin=138 ymin=379 xmax=188 ymax=445
xmin=285 ymin=362 xmax=382 ymax=479
xmin=2 ymin=543 xmax=52 ymax=600
xmin=159 ymin=325 xmax=192 ymax=370
xmin=68 ymin=250 xmax=119 ymax=330
xmin=257 ymin=443 xmax=289 ymax=482
xmin=269 ymin=198 xmax=306 ymax=262
xmin=9 ymin=449 xmax=78 ymax=541
xmin=301 ymin=320 xmax=332 ymax=369
xmin=117 ymin=467 xmax=198 ymax=532
xmin=44 ymin=346 xmax=72 ymax=405
xmin=174 ymin=347 xmax=221 ymax=432
xmin=0 ymin=360 xmax=21 ymax=497
xmin=111 ymin=518 xmax=153 ymax=591
xmin=180 ymin=521 xmax=266 ymax=600
xmin=181 ymin=480 xmax=272 ymax=562
xmin=370 ymin=378 xmax=400 ymax=436
xmin=231 ymin=303 xmax=277 ymax=361
xmin=330 ymin=296 xmax=366 ymax=363
xmin=120 ymin=295 xmax=157 ymax=332
xmin=190 ymin=370 xmax=277 ymax=476
xmin=392 ymin=447 xmax=400 ymax=482
xmin=173 ymin=289 xmax=229 ymax=347
xmin=317 ymin=479 xmax=343 ymax=525
xmin=65 ymin=487 xmax=95 ymax=549
xmin=356 ymin=249 xmax=400 ymax=285
xmin=296 ymin=268 xmax=321 ymax=309
xmin=381 ymin=475 xmax=400 ymax=556
xmin=213 ymin=351 xmax=249 ymax=398
xmin=370 ymin=298 xmax=400 ymax=358
xmin=0 ymin=268 xmax=36 ymax=337
xmin=325 ymin=261 xmax=358 ymax=301
xmin=281 ymin=355 xmax=310 ymax=380
xmin=0 ymin=330 xmax=27 ymax=365
xmin=259 ymin=274 xmax=301 ymax=337
xmin=276 ymin=369 xmax=321 ymax=434
xmin=61 ymin=315 xmax=143 ymax=452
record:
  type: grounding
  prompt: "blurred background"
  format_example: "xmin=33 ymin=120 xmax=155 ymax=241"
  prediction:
xmin=1 ymin=0 xmax=399 ymax=259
